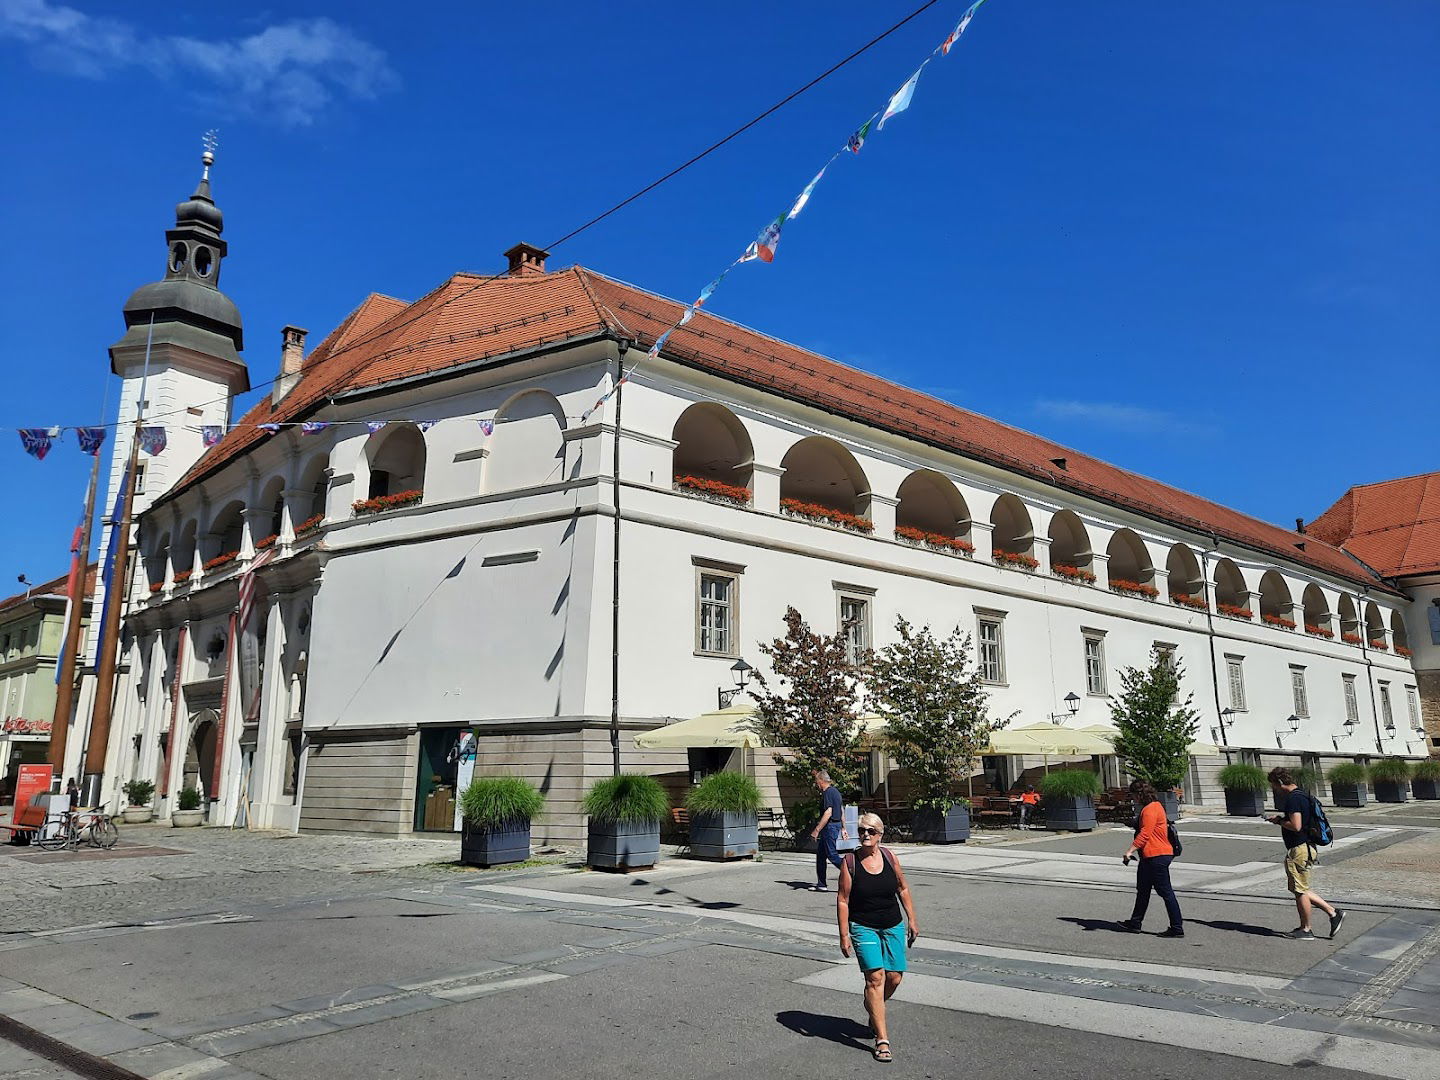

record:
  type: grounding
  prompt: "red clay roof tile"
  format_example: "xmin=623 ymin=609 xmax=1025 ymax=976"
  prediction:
xmin=1310 ymin=471 xmax=1440 ymax=577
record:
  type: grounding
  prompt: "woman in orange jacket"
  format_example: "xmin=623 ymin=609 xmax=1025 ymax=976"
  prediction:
xmin=1121 ymin=782 xmax=1183 ymax=937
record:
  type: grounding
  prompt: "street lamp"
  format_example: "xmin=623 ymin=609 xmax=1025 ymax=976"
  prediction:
xmin=1275 ymin=714 xmax=1300 ymax=744
xmin=1048 ymin=691 xmax=1081 ymax=724
xmin=718 ymin=659 xmax=753 ymax=710
xmin=1212 ymin=707 xmax=1236 ymax=747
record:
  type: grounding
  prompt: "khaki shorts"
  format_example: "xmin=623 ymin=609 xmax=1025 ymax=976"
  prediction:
xmin=1285 ymin=844 xmax=1316 ymax=895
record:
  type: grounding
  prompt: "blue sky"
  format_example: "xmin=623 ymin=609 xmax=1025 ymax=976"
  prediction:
xmin=1 ymin=0 xmax=1436 ymax=589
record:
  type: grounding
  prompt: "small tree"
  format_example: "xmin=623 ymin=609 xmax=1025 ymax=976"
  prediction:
xmin=750 ymin=607 xmax=865 ymax=796
xmin=1109 ymin=646 xmax=1200 ymax=791
xmin=867 ymin=618 xmax=1014 ymax=809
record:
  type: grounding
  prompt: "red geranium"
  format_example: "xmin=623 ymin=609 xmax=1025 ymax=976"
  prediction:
xmin=1369 ymin=640 xmax=1389 ymax=652
xmin=1396 ymin=645 xmax=1413 ymax=657
xmin=148 ymin=581 xmax=164 ymax=595
xmin=203 ymin=551 xmax=240 ymax=572
xmin=1052 ymin=563 xmax=1097 ymax=584
xmin=992 ymin=549 xmax=1040 ymax=571
xmin=353 ymin=489 xmax=423 ymax=516
xmin=675 ymin=475 xmax=751 ymax=505
xmin=780 ymin=497 xmax=873 ymax=533
xmin=1341 ymin=632 xmax=1363 ymax=645
xmin=895 ymin=525 xmax=974 ymax=556
xmin=1261 ymin=614 xmax=1297 ymax=630
xmin=256 ymin=534 xmax=278 ymax=551
xmin=1304 ymin=624 xmax=1334 ymax=639
xmin=1170 ymin=592 xmax=1207 ymax=610
xmin=1218 ymin=603 xmax=1254 ymax=620
xmin=173 ymin=570 xmax=193 ymax=584
xmin=295 ymin=513 xmax=325 ymax=537
xmin=1110 ymin=579 xmax=1159 ymax=599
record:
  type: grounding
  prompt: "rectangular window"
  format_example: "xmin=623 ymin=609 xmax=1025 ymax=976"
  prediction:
xmin=1380 ymin=682 xmax=1395 ymax=730
xmin=838 ymin=595 xmax=871 ymax=666
xmin=1290 ymin=666 xmax=1309 ymax=718
xmin=1153 ymin=642 xmax=1178 ymax=671
xmin=1226 ymin=656 xmax=1246 ymax=711
xmin=1408 ymin=687 xmax=1422 ymax=730
xmin=977 ymin=615 xmax=1006 ymax=684
xmin=1342 ymin=674 xmax=1360 ymax=725
xmin=134 ymin=462 xmax=147 ymax=496
xmin=1083 ymin=634 xmax=1106 ymax=695
xmin=696 ymin=572 xmax=736 ymax=656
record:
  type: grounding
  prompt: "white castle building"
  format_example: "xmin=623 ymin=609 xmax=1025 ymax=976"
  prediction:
xmin=71 ymin=161 xmax=1431 ymax=841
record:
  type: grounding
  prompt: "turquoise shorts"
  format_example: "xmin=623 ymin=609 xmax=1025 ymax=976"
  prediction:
xmin=849 ymin=921 xmax=908 ymax=973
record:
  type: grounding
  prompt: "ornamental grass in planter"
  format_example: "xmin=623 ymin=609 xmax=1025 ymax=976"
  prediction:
xmin=1217 ymin=763 xmax=1268 ymax=817
xmin=1327 ymin=762 xmax=1369 ymax=808
xmin=1040 ymin=769 xmax=1102 ymax=832
xmin=1370 ymin=758 xmax=1412 ymax=803
xmin=171 ymin=786 xmax=205 ymax=827
xmin=584 ymin=773 xmax=668 ymax=870
xmin=460 ymin=775 xmax=545 ymax=867
xmin=1413 ymin=759 xmax=1440 ymax=801
xmin=684 ymin=772 xmax=761 ymax=860
xmin=122 ymin=779 xmax=156 ymax=824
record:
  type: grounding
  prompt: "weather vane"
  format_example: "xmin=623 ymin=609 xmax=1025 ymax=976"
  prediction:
xmin=202 ymin=129 xmax=219 ymax=178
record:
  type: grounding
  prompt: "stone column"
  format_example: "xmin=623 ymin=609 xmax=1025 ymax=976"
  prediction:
xmin=250 ymin=595 xmax=291 ymax=827
xmin=867 ymin=493 xmax=898 ymax=537
xmin=970 ymin=521 xmax=995 ymax=563
xmin=751 ymin=462 xmax=785 ymax=515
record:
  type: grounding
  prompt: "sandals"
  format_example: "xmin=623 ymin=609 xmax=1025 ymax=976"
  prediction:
xmin=873 ymin=1039 xmax=893 ymax=1063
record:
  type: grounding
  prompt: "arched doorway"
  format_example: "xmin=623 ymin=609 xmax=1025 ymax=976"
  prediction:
xmin=184 ymin=709 xmax=219 ymax=800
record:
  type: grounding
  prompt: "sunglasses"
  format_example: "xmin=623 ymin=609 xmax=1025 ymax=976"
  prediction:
xmin=856 ymin=826 xmax=882 ymax=836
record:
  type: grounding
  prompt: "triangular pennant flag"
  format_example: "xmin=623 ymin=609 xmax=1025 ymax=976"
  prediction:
xmin=647 ymin=330 xmax=673 ymax=359
xmin=678 ymin=306 xmax=697 ymax=327
xmin=695 ymin=276 xmax=724 ymax=309
xmin=942 ymin=0 xmax=986 ymax=56
xmin=138 ymin=426 xmax=167 ymax=456
xmin=200 ymin=425 xmax=223 ymax=448
xmin=300 ymin=421 xmax=330 ymax=436
xmin=878 ymin=64 xmax=925 ymax=129
xmin=847 ymin=117 xmax=874 ymax=154
xmin=257 ymin=423 xmax=281 ymax=435
xmin=18 ymin=429 xmax=54 ymax=460
xmin=75 ymin=427 xmax=107 ymax=455
xmin=479 ymin=419 xmax=494 ymax=437
xmin=366 ymin=421 xmax=388 ymax=434
xmin=416 ymin=421 xmax=436 ymax=433
xmin=787 ymin=163 xmax=830 ymax=220
xmin=741 ymin=214 xmax=785 ymax=264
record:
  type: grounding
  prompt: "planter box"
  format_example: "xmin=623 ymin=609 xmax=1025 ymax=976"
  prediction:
xmin=170 ymin=809 xmax=205 ymax=828
xmin=1045 ymin=795 xmax=1096 ymax=832
xmin=588 ymin=819 xmax=661 ymax=870
xmin=122 ymin=806 xmax=153 ymax=824
xmin=461 ymin=822 xmax=532 ymax=867
xmin=1413 ymin=779 xmax=1440 ymax=801
xmin=1157 ymin=792 xmax=1180 ymax=821
xmin=1374 ymin=781 xmax=1410 ymax=804
xmin=1223 ymin=789 xmax=1267 ymax=817
xmin=1330 ymin=783 xmax=1367 ymax=808
xmin=912 ymin=804 xmax=971 ymax=844
xmin=688 ymin=810 xmax=758 ymax=860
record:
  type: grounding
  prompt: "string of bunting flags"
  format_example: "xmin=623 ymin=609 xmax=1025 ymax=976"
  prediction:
xmin=579 ymin=0 xmax=989 ymax=423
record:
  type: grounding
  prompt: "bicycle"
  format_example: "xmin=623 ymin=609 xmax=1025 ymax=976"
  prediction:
xmin=32 ymin=809 xmax=119 ymax=851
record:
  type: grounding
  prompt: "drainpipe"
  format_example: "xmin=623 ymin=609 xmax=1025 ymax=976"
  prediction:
xmin=1201 ymin=535 xmax=1228 ymax=754
xmin=1360 ymin=586 xmax=1385 ymax=756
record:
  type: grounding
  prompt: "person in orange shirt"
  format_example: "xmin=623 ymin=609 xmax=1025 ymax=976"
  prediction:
xmin=1120 ymin=781 xmax=1183 ymax=937
xmin=1017 ymin=785 xmax=1039 ymax=830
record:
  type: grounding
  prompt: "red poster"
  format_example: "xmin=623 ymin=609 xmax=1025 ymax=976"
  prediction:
xmin=13 ymin=764 xmax=53 ymax=828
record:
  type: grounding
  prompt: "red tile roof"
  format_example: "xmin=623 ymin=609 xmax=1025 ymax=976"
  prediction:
xmin=1309 ymin=471 xmax=1440 ymax=578
xmin=155 ymin=264 xmax=1394 ymax=593
xmin=0 ymin=564 xmax=97 ymax=615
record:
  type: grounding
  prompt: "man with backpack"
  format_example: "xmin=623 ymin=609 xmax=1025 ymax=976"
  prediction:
xmin=1267 ymin=767 xmax=1345 ymax=941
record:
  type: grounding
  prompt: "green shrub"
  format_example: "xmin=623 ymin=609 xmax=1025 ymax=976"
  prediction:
xmin=582 ymin=773 xmax=669 ymax=824
xmin=1327 ymin=762 xmax=1368 ymax=786
xmin=122 ymin=779 xmax=155 ymax=806
xmin=461 ymin=775 xmax=545 ymax=829
xmin=1293 ymin=767 xmax=1322 ymax=795
xmin=1040 ymin=769 xmax=1102 ymax=799
xmin=1217 ymin=763 xmax=1268 ymax=793
xmin=786 ymin=796 xmax=822 ymax=837
xmin=1413 ymin=759 xmax=1440 ymax=782
xmin=176 ymin=787 xmax=202 ymax=811
xmin=1370 ymin=758 xmax=1413 ymax=784
xmin=685 ymin=772 xmax=761 ymax=815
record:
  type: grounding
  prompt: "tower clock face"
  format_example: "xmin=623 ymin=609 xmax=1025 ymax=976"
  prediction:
xmin=170 ymin=244 xmax=186 ymax=272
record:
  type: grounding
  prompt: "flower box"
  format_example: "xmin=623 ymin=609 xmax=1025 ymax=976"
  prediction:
xmin=353 ymin=489 xmax=423 ymax=516
xmin=256 ymin=534 xmax=278 ymax=551
xmin=1304 ymin=624 xmax=1334 ymax=639
xmin=1109 ymin=579 xmax=1158 ymax=600
xmin=1397 ymin=645 xmax=1413 ymax=658
xmin=1261 ymin=614 xmax=1296 ymax=631
xmin=173 ymin=570 xmax=193 ymax=585
xmin=148 ymin=581 xmax=164 ymax=595
xmin=1170 ymin=592 xmax=1207 ymax=611
xmin=1341 ymin=632 xmax=1362 ymax=646
xmin=896 ymin=525 xmax=974 ymax=557
xmin=1369 ymin=640 xmax=1389 ymax=652
xmin=992 ymin=550 xmax=1039 ymax=571
xmin=674 ymin=474 xmax=751 ymax=505
xmin=203 ymin=551 xmax=239 ymax=572
xmin=1217 ymin=603 xmax=1254 ymax=620
xmin=1052 ymin=563 xmax=1096 ymax=585
xmin=780 ymin=497 xmax=873 ymax=533
xmin=295 ymin=514 xmax=325 ymax=538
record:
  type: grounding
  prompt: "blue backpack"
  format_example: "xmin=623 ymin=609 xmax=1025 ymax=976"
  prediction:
xmin=1304 ymin=794 xmax=1334 ymax=847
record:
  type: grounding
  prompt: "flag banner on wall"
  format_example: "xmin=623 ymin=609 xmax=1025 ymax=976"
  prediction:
xmin=366 ymin=421 xmax=387 ymax=434
xmin=417 ymin=421 xmax=436 ymax=432
xmin=479 ymin=419 xmax=494 ymax=436
xmin=201 ymin=425 xmax=224 ymax=447
xmin=138 ymin=426 xmax=167 ymax=456
xmin=257 ymin=423 xmax=281 ymax=434
xmin=75 ymin=427 xmax=107 ymax=455
xmin=18 ymin=429 xmax=54 ymax=459
xmin=300 ymin=421 xmax=330 ymax=435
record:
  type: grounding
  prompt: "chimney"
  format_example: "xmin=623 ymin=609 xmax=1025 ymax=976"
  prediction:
xmin=503 ymin=243 xmax=550 ymax=277
xmin=1295 ymin=517 xmax=1306 ymax=534
xmin=272 ymin=325 xmax=308 ymax=405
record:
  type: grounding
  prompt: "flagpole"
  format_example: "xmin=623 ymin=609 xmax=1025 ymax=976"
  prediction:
xmin=609 ymin=341 xmax=629 ymax=777
xmin=48 ymin=448 xmax=102 ymax=775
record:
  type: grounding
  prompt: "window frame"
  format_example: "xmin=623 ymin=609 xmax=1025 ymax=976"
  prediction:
xmin=1289 ymin=665 xmax=1309 ymax=718
xmin=836 ymin=592 xmax=873 ymax=667
xmin=1342 ymin=673 xmax=1360 ymax=725
xmin=694 ymin=566 xmax=740 ymax=658
xmin=1379 ymin=681 xmax=1395 ymax=730
xmin=1225 ymin=655 xmax=1247 ymax=712
xmin=1082 ymin=631 xmax=1107 ymax=696
xmin=976 ymin=609 xmax=1007 ymax=686
xmin=1407 ymin=686 xmax=1422 ymax=730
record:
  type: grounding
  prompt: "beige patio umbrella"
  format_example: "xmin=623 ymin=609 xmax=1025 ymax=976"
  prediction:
xmin=1079 ymin=723 xmax=1220 ymax=757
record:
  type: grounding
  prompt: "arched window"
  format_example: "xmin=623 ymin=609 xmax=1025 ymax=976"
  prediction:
xmin=173 ymin=521 xmax=198 ymax=580
xmin=1258 ymin=570 xmax=1295 ymax=629
xmin=257 ymin=477 xmax=285 ymax=546
xmin=484 ymin=391 xmax=566 ymax=493
xmin=1106 ymin=529 xmax=1155 ymax=598
xmin=1364 ymin=601 xmax=1385 ymax=648
xmin=366 ymin=423 xmax=427 ymax=500
xmin=146 ymin=533 xmax=170 ymax=590
xmin=1166 ymin=544 xmax=1204 ymax=608
xmin=671 ymin=402 xmax=753 ymax=502
xmin=895 ymin=470 xmax=970 ymax=549
xmin=779 ymin=437 xmax=871 ymax=527
xmin=1302 ymin=584 xmax=1331 ymax=637
xmin=990 ymin=494 xmax=1034 ymax=566
xmin=208 ymin=501 xmax=246 ymax=562
xmin=1392 ymin=611 xmax=1409 ymax=654
xmin=297 ymin=454 xmax=329 ymax=528
xmin=1213 ymin=558 xmax=1249 ymax=616
xmin=1337 ymin=594 xmax=1360 ymax=642
xmin=1047 ymin=510 xmax=1092 ymax=581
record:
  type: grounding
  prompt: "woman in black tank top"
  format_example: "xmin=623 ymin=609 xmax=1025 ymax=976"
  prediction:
xmin=837 ymin=812 xmax=919 ymax=1063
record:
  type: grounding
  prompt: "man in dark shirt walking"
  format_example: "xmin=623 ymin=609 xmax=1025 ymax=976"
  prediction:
xmin=809 ymin=770 xmax=848 ymax=892
xmin=1268 ymin=767 xmax=1345 ymax=941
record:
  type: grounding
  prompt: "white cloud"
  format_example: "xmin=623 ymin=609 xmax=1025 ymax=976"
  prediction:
xmin=0 ymin=0 xmax=396 ymax=125
xmin=1034 ymin=399 xmax=1219 ymax=438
